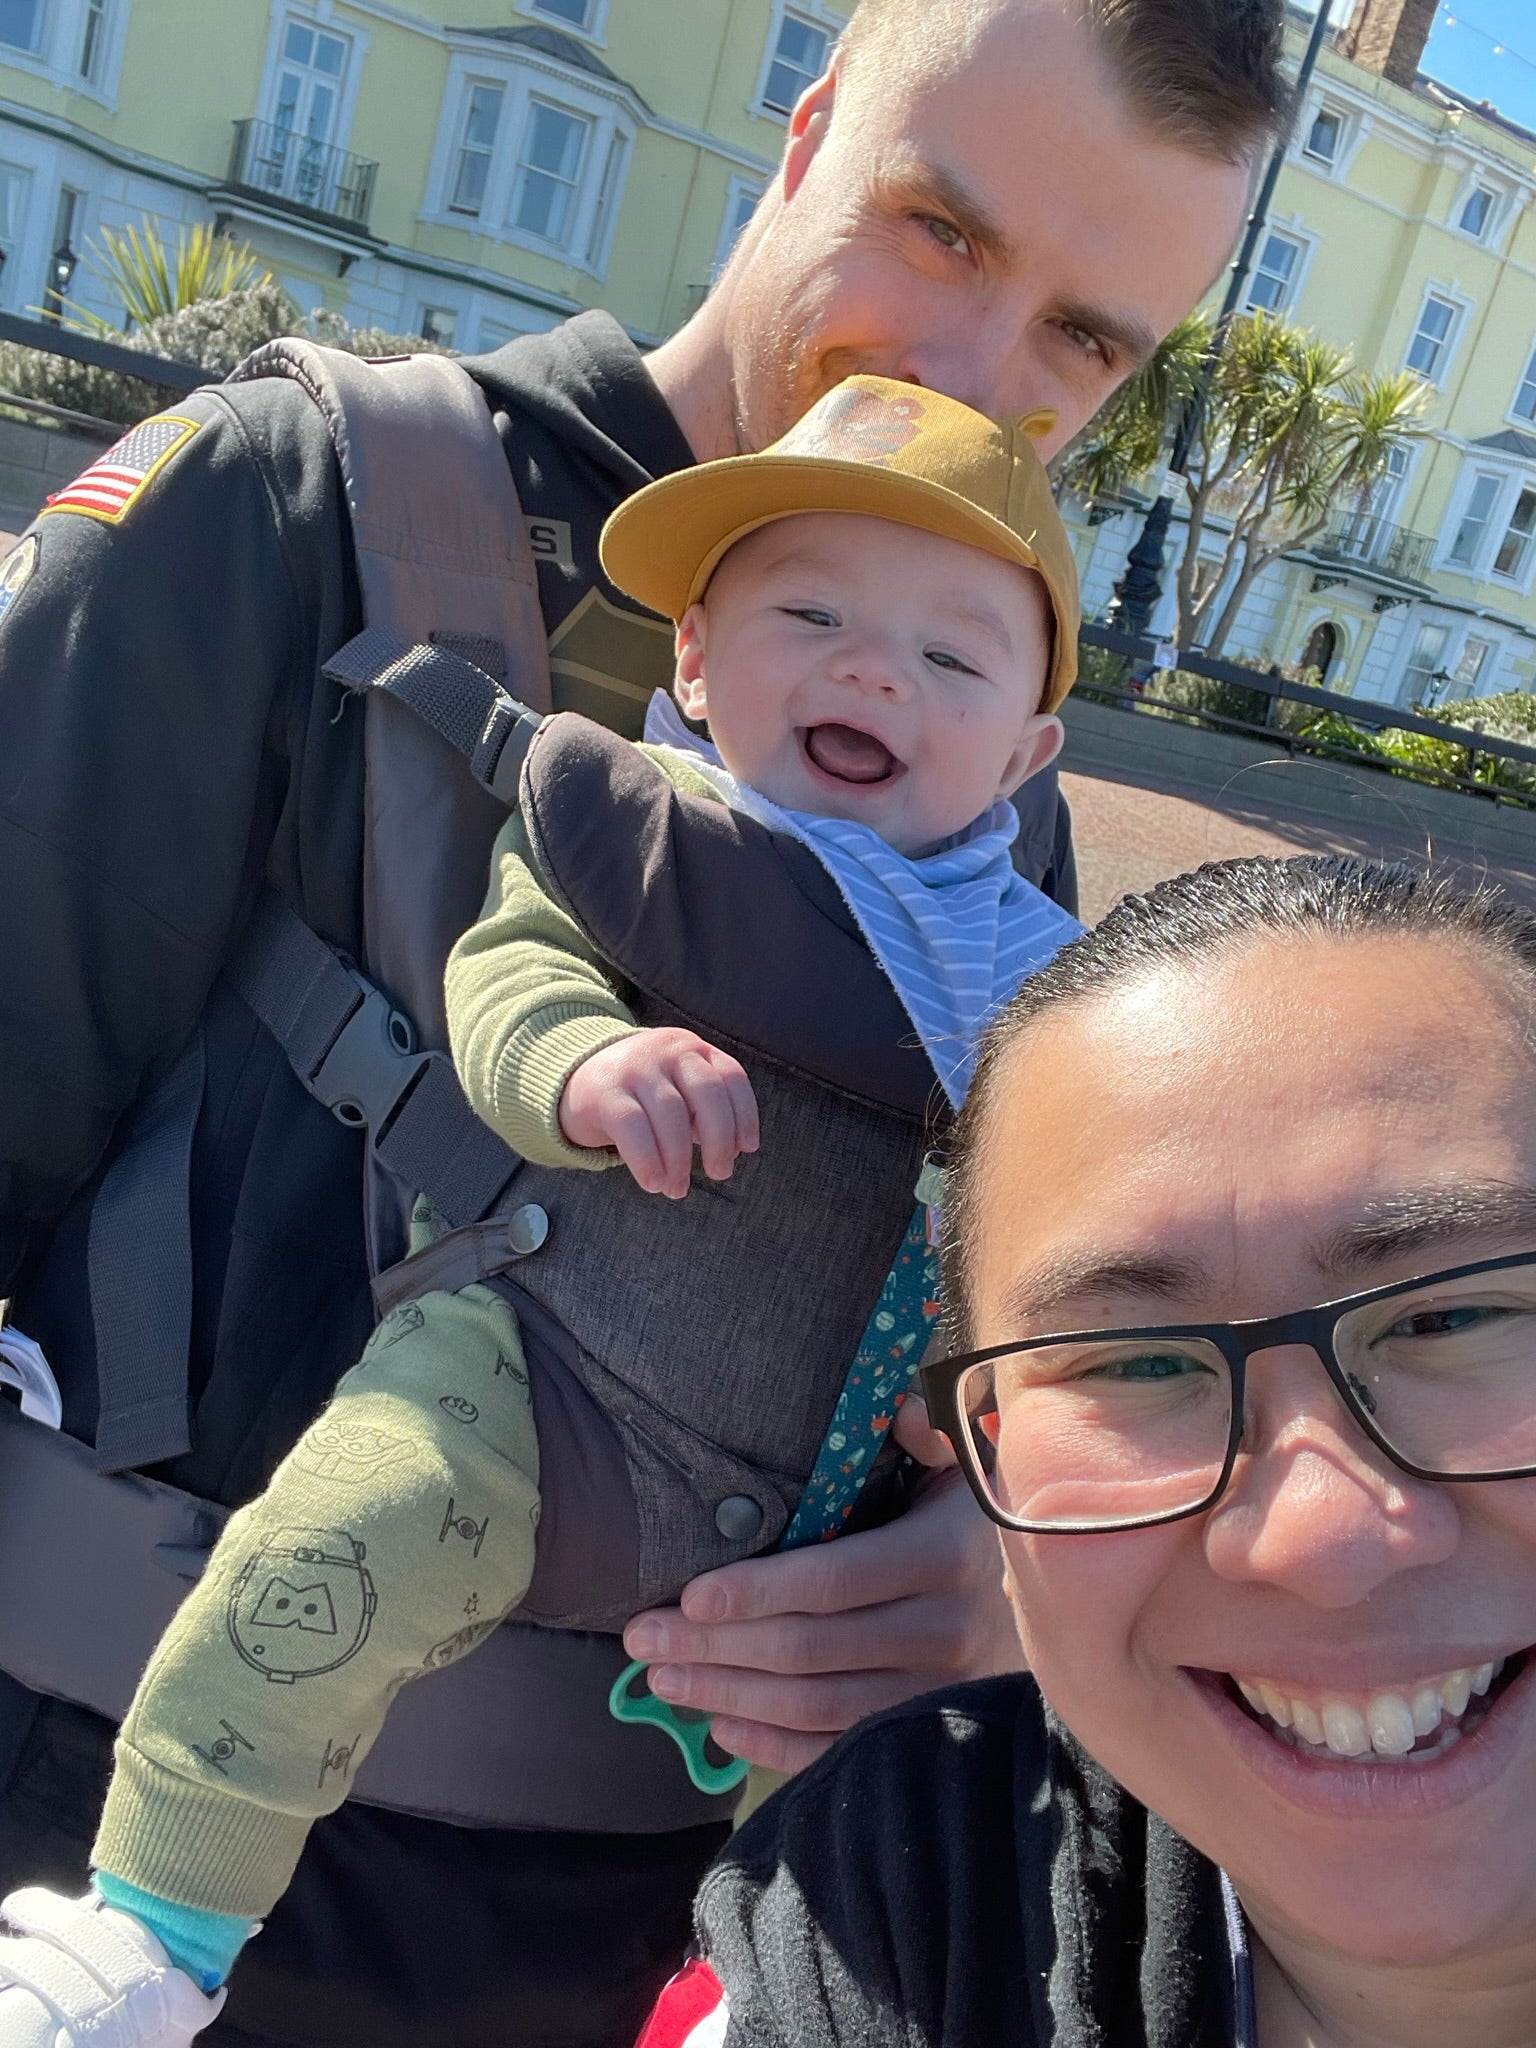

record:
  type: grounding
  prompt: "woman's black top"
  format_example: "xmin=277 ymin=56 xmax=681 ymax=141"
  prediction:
xmin=697 ymin=1674 xmax=1257 ymax=2048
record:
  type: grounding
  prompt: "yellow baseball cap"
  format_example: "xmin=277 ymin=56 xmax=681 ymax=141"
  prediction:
xmin=600 ymin=375 xmax=1080 ymax=711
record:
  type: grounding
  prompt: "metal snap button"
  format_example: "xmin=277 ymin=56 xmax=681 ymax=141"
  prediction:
xmin=506 ymin=1204 xmax=549 ymax=1256
xmin=714 ymin=1495 xmax=764 ymax=1542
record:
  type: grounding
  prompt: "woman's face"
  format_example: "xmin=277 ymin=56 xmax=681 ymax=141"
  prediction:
xmin=967 ymin=930 xmax=1536 ymax=1968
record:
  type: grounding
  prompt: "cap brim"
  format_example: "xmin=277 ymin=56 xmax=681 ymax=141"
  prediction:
xmin=601 ymin=453 xmax=1078 ymax=712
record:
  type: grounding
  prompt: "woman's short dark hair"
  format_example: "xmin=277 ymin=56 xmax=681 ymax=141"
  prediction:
xmin=941 ymin=855 xmax=1536 ymax=1340
xmin=840 ymin=0 xmax=1292 ymax=165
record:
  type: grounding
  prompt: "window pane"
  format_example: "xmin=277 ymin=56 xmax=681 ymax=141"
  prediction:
xmin=0 ymin=0 xmax=42 ymax=51
xmin=315 ymin=31 xmax=345 ymax=75
xmin=1453 ymin=636 xmax=1492 ymax=694
xmin=1402 ymin=622 xmax=1450 ymax=703
xmin=1495 ymin=489 xmax=1536 ymax=580
xmin=1306 ymin=109 xmax=1340 ymax=160
xmin=533 ymin=0 xmax=592 ymax=22
xmin=1460 ymin=188 xmax=1493 ymax=237
xmin=513 ymin=103 xmax=590 ymax=245
xmin=419 ymin=305 xmax=457 ymax=346
xmin=1421 ymin=297 xmax=1455 ymax=342
xmin=1408 ymin=298 xmax=1456 ymax=379
xmin=1247 ymin=232 xmax=1299 ymax=314
xmin=1515 ymin=349 xmax=1536 ymax=424
xmin=764 ymin=13 xmax=830 ymax=113
xmin=284 ymin=21 xmax=313 ymax=64
xmin=463 ymin=82 xmax=502 ymax=150
xmin=450 ymin=84 xmax=503 ymax=216
xmin=0 ymin=163 xmax=30 ymax=251
xmin=79 ymin=0 xmax=107 ymax=82
xmin=1449 ymin=473 xmax=1501 ymax=567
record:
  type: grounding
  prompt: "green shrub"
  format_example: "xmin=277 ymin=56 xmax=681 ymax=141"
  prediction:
xmin=1143 ymin=666 xmax=1270 ymax=728
xmin=0 ymin=286 xmax=453 ymax=430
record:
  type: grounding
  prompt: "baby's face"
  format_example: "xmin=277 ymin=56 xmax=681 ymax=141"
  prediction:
xmin=675 ymin=512 xmax=1063 ymax=856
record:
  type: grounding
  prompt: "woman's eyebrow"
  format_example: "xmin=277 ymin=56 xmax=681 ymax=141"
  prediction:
xmin=998 ymin=1252 xmax=1211 ymax=1329
xmin=1310 ymin=1183 xmax=1536 ymax=1280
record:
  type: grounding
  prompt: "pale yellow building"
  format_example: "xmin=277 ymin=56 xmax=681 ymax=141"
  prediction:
xmin=1068 ymin=0 xmax=1536 ymax=706
xmin=0 ymin=0 xmax=843 ymax=351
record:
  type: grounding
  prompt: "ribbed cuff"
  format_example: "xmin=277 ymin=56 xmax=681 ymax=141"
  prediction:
xmin=491 ymin=1009 xmax=638 ymax=1168
xmin=94 ymin=1744 xmax=313 ymax=1923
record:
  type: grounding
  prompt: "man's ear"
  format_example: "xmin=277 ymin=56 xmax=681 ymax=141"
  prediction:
xmin=998 ymin=713 xmax=1065 ymax=798
xmin=673 ymin=604 xmax=710 ymax=722
xmin=782 ymin=62 xmax=838 ymax=201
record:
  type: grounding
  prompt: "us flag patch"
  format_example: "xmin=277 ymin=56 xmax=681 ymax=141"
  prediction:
xmin=42 ymin=414 xmax=202 ymax=525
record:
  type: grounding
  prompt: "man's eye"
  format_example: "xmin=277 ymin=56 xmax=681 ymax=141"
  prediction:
xmin=786 ymin=606 xmax=838 ymax=628
xmin=926 ymin=649 xmax=982 ymax=676
xmin=920 ymin=216 xmax=970 ymax=256
xmin=1058 ymin=320 xmax=1109 ymax=364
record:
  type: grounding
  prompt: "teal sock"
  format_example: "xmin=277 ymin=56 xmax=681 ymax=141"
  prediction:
xmin=92 ymin=1873 xmax=253 ymax=1992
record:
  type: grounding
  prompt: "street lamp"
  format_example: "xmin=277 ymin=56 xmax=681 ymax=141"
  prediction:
xmin=1108 ymin=0 xmax=1337 ymax=645
xmin=43 ymin=238 xmax=77 ymax=325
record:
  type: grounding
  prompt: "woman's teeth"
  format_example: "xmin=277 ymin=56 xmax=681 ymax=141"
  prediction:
xmin=1233 ymin=1661 xmax=1502 ymax=1761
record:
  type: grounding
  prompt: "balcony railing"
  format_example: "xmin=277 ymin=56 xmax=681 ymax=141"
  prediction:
xmin=1312 ymin=511 xmax=1433 ymax=586
xmin=227 ymin=118 xmax=378 ymax=231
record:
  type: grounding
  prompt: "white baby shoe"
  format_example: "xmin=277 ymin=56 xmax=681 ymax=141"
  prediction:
xmin=0 ymin=1888 xmax=224 ymax=2047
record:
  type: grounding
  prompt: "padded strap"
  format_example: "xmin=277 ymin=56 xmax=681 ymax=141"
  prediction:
xmin=227 ymin=343 xmax=552 ymax=715
xmin=224 ymin=890 xmax=517 ymax=1232
xmin=323 ymin=626 xmax=542 ymax=805
xmin=87 ymin=1032 xmax=205 ymax=1474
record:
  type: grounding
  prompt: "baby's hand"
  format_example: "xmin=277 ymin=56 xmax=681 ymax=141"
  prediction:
xmin=559 ymin=1028 xmax=760 ymax=1199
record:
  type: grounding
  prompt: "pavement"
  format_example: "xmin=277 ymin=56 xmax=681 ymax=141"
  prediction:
xmin=1062 ymin=756 xmax=1536 ymax=925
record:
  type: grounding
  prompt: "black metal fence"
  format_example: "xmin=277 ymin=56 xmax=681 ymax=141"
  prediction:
xmin=227 ymin=119 xmax=377 ymax=230
xmin=1077 ymin=621 xmax=1536 ymax=812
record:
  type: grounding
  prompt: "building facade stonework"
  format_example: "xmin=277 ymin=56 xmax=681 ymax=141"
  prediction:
xmin=0 ymin=0 xmax=845 ymax=355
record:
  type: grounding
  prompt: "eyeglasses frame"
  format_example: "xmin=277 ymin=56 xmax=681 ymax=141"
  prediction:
xmin=920 ymin=1248 xmax=1536 ymax=1536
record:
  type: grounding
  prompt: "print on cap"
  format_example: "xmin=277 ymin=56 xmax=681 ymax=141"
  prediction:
xmin=774 ymin=384 xmax=926 ymax=467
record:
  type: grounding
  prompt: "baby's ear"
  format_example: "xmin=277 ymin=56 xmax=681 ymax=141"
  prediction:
xmin=673 ymin=604 xmax=710 ymax=721
xmin=999 ymin=712 xmax=1064 ymax=798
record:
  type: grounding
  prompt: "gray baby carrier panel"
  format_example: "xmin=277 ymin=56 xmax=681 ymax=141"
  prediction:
xmin=474 ymin=716 xmax=935 ymax=1628
xmin=0 ymin=343 xmax=737 ymax=1833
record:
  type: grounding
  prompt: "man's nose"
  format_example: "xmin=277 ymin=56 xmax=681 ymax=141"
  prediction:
xmin=1201 ymin=1345 xmax=1460 ymax=1608
xmin=893 ymin=313 xmax=1052 ymax=442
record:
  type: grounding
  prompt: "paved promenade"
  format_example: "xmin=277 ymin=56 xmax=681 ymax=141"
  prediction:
xmin=1061 ymin=698 xmax=1536 ymax=925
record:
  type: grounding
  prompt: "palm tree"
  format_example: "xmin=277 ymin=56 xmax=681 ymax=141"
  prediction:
xmin=1062 ymin=311 xmax=1427 ymax=655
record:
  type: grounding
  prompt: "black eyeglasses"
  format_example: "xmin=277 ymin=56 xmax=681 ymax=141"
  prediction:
xmin=921 ymin=1250 xmax=1536 ymax=1535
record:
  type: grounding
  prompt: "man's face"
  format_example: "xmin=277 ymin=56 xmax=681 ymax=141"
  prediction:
xmin=724 ymin=1 xmax=1251 ymax=460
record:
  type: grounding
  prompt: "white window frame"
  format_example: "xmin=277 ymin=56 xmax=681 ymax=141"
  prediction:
xmin=754 ymin=0 xmax=846 ymax=122
xmin=253 ymin=5 xmax=369 ymax=164
xmin=1511 ymin=339 xmax=1536 ymax=428
xmin=0 ymin=156 xmax=34 ymax=312
xmin=0 ymin=0 xmax=127 ymax=101
xmin=446 ymin=78 xmax=506 ymax=220
xmin=425 ymin=47 xmax=638 ymax=278
xmin=1398 ymin=618 xmax=1452 ymax=708
xmin=713 ymin=172 xmax=764 ymax=278
xmin=1492 ymin=482 xmax=1536 ymax=589
xmin=516 ymin=0 xmax=612 ymax=44
xmin=510 ymin=96 xmax=594 ymax=252
xmin=1404 ymin=285 xmax=1469 ymax=388
xmin=1448 ymin=166 xmax=1515 ymax=249
xmin=1442 ymin=467 xmax=1506 ymax=575
xmin=1243 ymin=224 xmax=1315 ymax=319
xmin=1446 ymin=631 xmax=1496 ymax=701
xmin=1301 ymin=104 xmax=1345 ymax=168
xmin=417 ymin=303 xmax=458 ymax=348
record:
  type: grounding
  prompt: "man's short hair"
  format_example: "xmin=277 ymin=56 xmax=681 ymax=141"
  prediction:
xmin=838 ymin=0 xmax=1292 ymax=165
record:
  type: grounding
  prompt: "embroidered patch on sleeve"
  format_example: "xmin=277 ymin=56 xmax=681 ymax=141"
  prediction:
xmin=0 ymin=532 xmax=39 ymax=622
xmin=41 ymin=414 xmax=203 ymax=525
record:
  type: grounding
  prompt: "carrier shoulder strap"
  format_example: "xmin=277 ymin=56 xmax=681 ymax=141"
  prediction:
xmin=90 ymin=346 xmax=549 ymax=1473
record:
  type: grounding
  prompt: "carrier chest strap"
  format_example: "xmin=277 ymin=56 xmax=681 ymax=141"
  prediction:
xmin=224 ymin=888 xmax=518 ymax=1233
xmin=322 ymin=627 xmax=542 ymax=805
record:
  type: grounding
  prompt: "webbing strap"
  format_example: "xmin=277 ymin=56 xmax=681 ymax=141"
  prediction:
xmin=225 ymin=891 xmax=517 ymax=1231
xmin=87 ymin=1032 xmax=206 ymax=1474
xmin=323 ymin=627 xmax=542 ymax=804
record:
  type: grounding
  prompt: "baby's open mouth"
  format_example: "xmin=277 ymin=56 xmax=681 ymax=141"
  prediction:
xmin=1219 ymin=1651 xmax=1527 ymax=1763
xmin=800 ymin=723 xmax=901 ymax=787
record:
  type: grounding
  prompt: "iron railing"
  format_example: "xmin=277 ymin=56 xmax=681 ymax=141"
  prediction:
xmin=1075 ymin=620 xmax=1536 ymax=812
xmin=227 ymin=118 xmax=378 ymax=230
xmin=1311 ymin=511 xmax=1434 ymax=586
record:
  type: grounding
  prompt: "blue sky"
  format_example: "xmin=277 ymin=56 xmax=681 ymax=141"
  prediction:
xmin=1298 ymin=0 xmax=1536 ymax=132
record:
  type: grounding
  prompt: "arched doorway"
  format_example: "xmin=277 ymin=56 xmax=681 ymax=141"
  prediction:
xmin=1300 ymin=620 xmax=1341 ymax=685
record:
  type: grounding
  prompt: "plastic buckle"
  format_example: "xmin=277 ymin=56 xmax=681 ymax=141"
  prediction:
xmin=310 ymin=980 xmax=428 ymax=1136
